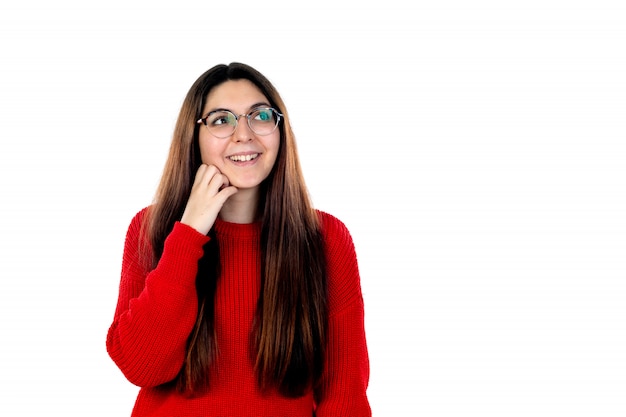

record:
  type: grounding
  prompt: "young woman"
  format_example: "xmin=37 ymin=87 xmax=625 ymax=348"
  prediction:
xmin=106 ymin=63 xmax=371 ymax=416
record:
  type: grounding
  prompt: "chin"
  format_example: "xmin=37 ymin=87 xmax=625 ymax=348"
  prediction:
xmin=230 ymin=178 xmax=265 ymax=190
xmin=230 ymin=172 xmax=271 ymax=189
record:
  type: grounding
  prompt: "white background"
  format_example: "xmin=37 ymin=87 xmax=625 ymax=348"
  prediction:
xmin=1 ymin=1 xmax=625 ymax=416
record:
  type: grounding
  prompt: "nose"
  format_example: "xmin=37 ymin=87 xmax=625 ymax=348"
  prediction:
xmin=232 ymin=114 xmax=253 ymax=142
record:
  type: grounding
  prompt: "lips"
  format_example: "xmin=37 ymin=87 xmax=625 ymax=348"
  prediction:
xmin=228 ymin=153 xmax=259 ymax=162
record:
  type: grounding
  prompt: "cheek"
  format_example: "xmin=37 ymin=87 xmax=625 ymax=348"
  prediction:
xmin=267 ymin=134 xmax=281 ymax=160
xmin=199 ymin=139 xmax=224 ymax=166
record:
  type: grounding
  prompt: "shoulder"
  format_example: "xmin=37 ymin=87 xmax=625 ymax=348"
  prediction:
xmin=126 ymin=206 xmax=152 ymax=234
xmin=130 ymin=206 xmax=151 ymax=225
xmin=123 ymin=206 xmax=152 ymax=251
xmin=316 ymin=210 xmax=354 ymax=248
xmin=316 ymin=210 xmax=363 ymax=314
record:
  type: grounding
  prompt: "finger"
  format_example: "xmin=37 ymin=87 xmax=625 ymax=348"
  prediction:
xmin=193 ymin=164 xmax=220 ymax=190
xmin=215 ymin=185 xmax=238 ymax=203
xmin=192 ymin=164 xmax=208 ymax=185
xmin=219 ymin=174 xmax=231 ymax=190
xmin=207 ymin=172 xmax=230 ymax=194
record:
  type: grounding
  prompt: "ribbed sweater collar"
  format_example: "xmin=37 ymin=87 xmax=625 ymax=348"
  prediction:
xmin=214 ymin=218 xmax=261 ymax=240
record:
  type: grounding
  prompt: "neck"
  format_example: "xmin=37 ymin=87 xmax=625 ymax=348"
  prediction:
xmin=218 ymin=187 xmax=259 ymax=224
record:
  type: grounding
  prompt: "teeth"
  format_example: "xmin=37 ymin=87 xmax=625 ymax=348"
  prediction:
xmin=229 ymin=153 xmax=258 ymax=162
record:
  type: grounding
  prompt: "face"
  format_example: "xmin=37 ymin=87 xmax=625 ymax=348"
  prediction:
xmin=198 ymin=79 xmax=280 ymax=193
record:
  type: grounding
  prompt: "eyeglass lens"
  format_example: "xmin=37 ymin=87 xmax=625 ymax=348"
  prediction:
xmin=205 ymin=108 xmax=278 ymax=138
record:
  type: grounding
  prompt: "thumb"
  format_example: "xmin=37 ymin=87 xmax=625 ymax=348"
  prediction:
xmin=216 ymin=185 xmax=238 ymax=202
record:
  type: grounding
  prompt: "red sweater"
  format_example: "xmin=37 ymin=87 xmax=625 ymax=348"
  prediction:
xmin=107 ymin=208 xmax=371 ymax=416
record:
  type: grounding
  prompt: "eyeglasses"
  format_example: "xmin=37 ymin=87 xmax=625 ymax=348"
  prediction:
xmin=197 ymin=106 xmax=283 ymax=139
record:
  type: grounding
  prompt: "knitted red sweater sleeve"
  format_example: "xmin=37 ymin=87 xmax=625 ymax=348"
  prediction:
xmin=315 ymin=212 xmax=372 ymax=416
xmin=106 ymin=209 xmax=210 ymax=387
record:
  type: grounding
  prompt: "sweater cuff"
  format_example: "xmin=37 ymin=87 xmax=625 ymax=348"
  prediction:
xmin=156 ymin=221 xmax=211 ymax=289
xmin=170 ymin=221 xmax=212 ymax=245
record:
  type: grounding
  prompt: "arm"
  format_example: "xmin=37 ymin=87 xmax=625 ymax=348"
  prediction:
xmin=315 ymin=212 xmax=372 ymax=416
xmin=315 ymin=300 xmax=371 ymax=416
xmin=106 ymin=209 xmax=210 ymax=387
xmin=107 ymin=166 xmax=236 ymax=387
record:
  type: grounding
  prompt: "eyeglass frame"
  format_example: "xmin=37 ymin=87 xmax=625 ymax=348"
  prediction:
xmin=196 ymin=106 xmax=284 ymax=138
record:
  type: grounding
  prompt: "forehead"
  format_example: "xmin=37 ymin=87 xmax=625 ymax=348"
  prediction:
xmin=204 ymin=79 xmax=268 ymax=111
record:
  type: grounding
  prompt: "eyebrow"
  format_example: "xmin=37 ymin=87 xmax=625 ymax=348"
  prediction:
xmin=207 ymin=102 xmax=272 ymax=115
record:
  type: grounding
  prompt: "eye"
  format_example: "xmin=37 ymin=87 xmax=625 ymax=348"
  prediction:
xmin=208 ymin=111 xmax=235 ymax=126
xmin=252 ymin=108 xmax=274 ymax=122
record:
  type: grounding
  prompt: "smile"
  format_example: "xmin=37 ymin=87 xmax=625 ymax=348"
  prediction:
xmin=228 ymin=153 xmax=259 ymax=162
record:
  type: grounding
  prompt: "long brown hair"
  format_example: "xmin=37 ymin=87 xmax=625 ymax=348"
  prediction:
xmin=144 ymin=63 xmax=328 ymax=397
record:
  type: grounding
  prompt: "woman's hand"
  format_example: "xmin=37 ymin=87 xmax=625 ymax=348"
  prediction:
xmin=180 ymin=164 xmax=238 ymax=235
